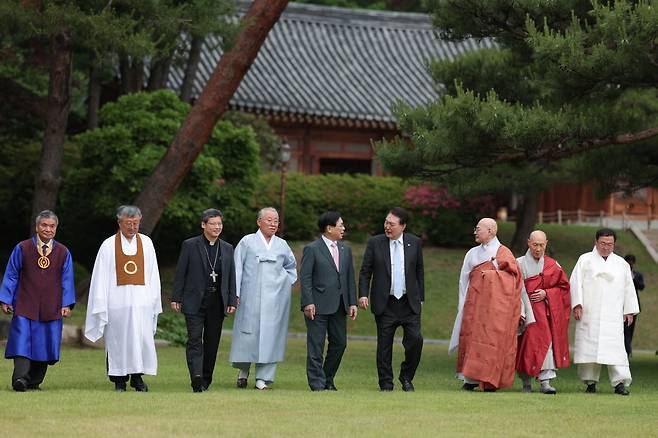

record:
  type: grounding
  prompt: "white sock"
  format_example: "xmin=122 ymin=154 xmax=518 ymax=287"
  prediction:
xmin=255 ymin=379 xmax=267 ymax=389
xmin=540 ymin=380 xmax=551 ymax=388
xmin=238 ymin=369 xmax=249 ymax=379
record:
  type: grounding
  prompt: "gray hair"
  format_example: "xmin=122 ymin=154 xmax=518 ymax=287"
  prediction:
xmin=257 ymin=207 xmax=278 ymax=219
xmin=116 ymin=205 xmax=142 ymax=219
xmin=35 ymin=210 xmax=58 ymax=226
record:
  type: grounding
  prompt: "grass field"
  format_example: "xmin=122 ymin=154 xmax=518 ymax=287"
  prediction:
xmin=1 ymin=223 xmax=657 ymax=437
xmin=1 ymin=339 xmax=658 ymax=437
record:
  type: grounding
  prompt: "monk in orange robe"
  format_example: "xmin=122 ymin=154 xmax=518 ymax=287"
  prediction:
xmin=449 ymin=218 xmax=525 ymax=391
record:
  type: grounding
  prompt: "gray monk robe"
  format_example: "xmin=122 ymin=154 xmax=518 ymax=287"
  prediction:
xmin=229 ymin=230 xmax=297 ymax=366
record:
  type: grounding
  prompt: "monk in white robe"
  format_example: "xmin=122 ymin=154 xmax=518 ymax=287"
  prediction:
xmin=229 ymin=208 xmax=297 ymax=390
xmin=570 ymin=228 xmax=639 ymax=396
xmin=85 ymin=206 xmax=162 ymax=392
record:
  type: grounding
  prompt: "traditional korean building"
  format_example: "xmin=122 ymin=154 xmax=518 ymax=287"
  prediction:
xmin=166 ymin=1 xmax=656 ymax=223
xmin=166 ymin=1 xmax=493 ymax=175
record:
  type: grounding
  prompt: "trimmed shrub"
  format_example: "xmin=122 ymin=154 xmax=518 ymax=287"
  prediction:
xmin=253 ymin=173 xmax=409 ymax=242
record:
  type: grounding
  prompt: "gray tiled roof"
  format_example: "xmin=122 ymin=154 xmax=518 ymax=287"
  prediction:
xmin=167 ymin=2 xmax=494 ymax=127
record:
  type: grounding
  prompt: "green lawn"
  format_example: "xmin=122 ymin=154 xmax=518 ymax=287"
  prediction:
xmin=1 ymin=340 xmax=658 ymax=437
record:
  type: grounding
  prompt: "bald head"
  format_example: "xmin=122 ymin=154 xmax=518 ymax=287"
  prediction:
xmin=474 ymin=217 xmax=497 ymax=244
xmin=527 ymin=230 xmax=548 ymax=260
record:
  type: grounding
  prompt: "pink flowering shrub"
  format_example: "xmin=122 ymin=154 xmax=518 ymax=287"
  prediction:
xmin=403 ymin=184 xmax=496 ymax=247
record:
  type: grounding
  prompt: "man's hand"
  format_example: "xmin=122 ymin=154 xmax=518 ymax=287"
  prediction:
xmin=61 ymin=307 xmax=71 ymax=318
xmin=529 ymin=289 xmax=547 ymax=302
xmin=358 ymin=297 xmax=369 ymax=310
xmin=1 ymin=303 xmax=13 ymax=315
xmin=349 ymin=305 xmax=357 ymax=320
xmin=303 ymin=304 xmax=316 ymax=320
xmin=573 ymin=304 xmax=583 ymax=321
xmin=624 ymin=314 xmax=634 ymax=326
xmin=170 ymin=302 xmax=181 ymax=312
xmin=227 ymin=306 xmax=236 ymax=314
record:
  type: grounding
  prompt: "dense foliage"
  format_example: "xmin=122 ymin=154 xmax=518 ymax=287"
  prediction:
xmin=59 ymin=90 xmax=260 ymax=265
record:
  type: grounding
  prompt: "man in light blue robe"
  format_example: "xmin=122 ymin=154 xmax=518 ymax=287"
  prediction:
xmin=229 ymin=207 xmax=297 ymax=390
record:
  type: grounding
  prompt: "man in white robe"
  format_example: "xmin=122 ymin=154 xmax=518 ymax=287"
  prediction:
xmin=570 ymin=228 xmax=639 ymax=396
xmin=85 ymin=205 xmax=162 ymax=392
xmin=229 ymin=207 xmax=297 ymax=390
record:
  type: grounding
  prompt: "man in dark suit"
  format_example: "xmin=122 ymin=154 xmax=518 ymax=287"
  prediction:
xmin=171 ymin=208 xmax=237 ymax=392
xmin=300 ymin=211 xmax=357 ymax=391
xmin=359 ymin=207 xmax=424 ymax=391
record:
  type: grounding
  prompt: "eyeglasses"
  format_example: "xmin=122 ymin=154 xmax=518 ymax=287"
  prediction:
xmin=597 ymin=241 xmax=615 ymax=248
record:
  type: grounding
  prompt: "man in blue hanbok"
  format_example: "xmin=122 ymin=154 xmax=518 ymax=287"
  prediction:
xmin=229 ymin=207 xmax=297 ymax=390
xmin=0 ymin=210 xmax=75 ymax=391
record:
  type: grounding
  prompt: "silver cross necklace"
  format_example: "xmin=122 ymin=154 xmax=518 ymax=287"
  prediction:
xmin=203 ymin=241 xmax=220 ymax=282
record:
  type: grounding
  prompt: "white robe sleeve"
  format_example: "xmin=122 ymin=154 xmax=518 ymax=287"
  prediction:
xmin=448 ymin=251 xmax=472 ymax=355
xmin=622 ymin=262 xmax=640 ymax=316
xmin=570 ymin=256 xmax=584 ymax=309
xmin=85 ymin=240 xmax=110 ymax=342
xmin=144 ymin=237 xmax=162 ymax=335
xmin=283 ymin=242 xmax=298 ymax=285
xmin=234 ymin=236 xmax=247 ymax=299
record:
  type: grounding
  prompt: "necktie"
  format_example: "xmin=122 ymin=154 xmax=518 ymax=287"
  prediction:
xmin=42 ymin=244 xmax=48 ymax=255
xmin=393 ymin=240 xmax=404 ymax=299
xmin=331 ymin=242 xmax=339 ymax=271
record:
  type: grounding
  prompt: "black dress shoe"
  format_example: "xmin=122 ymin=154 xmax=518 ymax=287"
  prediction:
xmin=115 ymin=382 xmax=127 ymax=392
xmin=399 ymin=379 xmax=414 ymax=392
xmin=585 ymin=383 xmax=597 ymax=393
xmin=325 ymin=383 xmax=337 ymax=391
xmin=379 ymin=386 xmax=394 ymax=392
xmin=12 ymin=378 xmax=28 ymax=392
xmin=192 ymin=375 xmax=205 ymax=393
xmin=310 ymin=387 xmax=326 ymax=392
xmin=461 ymin=383 xmax=478 ymax=391
xmin=614 ymin=383 xmax=630 ymax=396
xmin=130 ymin=376 xmax=149 ymax=392
xmin=236 ymin=378 xmax=248 ymax=389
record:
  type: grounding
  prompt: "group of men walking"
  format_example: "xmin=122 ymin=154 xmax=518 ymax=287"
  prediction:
xmin=0 ymin=207 xmax=644 ymax=396
xmin=451 ymin=219 xmax=641 ymax=396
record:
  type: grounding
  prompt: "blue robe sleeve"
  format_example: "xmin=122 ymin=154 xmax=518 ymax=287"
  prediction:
xmin=0 ymin=244 xmax=23 ymax=306
xmin=61 ymin=250 xmax=76 ymax=309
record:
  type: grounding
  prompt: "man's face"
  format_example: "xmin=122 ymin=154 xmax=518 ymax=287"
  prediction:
xmin=36 ymin=218 xmax=57 ymax=243
xmin=325 ymin=217 xmax=345 ymax=241
xmin=201 ymin=216 xmax=223 ymax=241
xmin=595 ymin=235 xmax=615 ymax=258
xmin=257 ymin=211 xmax=279 ymax=238
xmin=474 ymin=220 xmax=493 ymax=244
xmin=528 ymin=236 xmax=547 ymax=260
xmin=384 ymin=213 xmax=406 ymax=240
xmin=118 ymin=215 xmax=141 ymax=239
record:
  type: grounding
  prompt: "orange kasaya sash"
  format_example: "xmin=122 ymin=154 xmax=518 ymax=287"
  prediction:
xmin=114 ymin=232 xmax=145 ymax=286
xmin=457 ymin=245 xmax=522 ymax=390
xmin=515 ymin=256 xmax=571 ymax=377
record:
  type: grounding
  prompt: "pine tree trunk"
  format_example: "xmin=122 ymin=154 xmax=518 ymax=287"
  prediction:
xmin=180 ymin=35 xmax=204 ymax=102
xmin=510 ymin=187 xmax=539 ymax=255
xmin=146 ymin=57 xmax=172 ymax=91
xmin=134 ymin=0 xmax=289 ymax=234
xmin=119 ymin=55 xmax=144 ymax=94
xmin=31 ymin=28 xmax=73 ymax=219
xmin=87 ymin=61 xmax=101 ymax=130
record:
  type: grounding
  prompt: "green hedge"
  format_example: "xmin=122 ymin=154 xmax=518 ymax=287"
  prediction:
xmin=253 ymin=173 xmax=409 ymax=242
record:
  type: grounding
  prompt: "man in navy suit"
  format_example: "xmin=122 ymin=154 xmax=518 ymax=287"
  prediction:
xmin=300 ymin=211 xmax=357 ymax=391
xmin=359 ymin=207 xmax=424 ymax=391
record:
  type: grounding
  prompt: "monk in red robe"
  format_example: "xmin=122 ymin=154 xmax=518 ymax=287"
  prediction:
xmin=449 ymin=218 xmax=524 ymax=391
xmin=516 ymin=230 xmax=570 ymax=394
